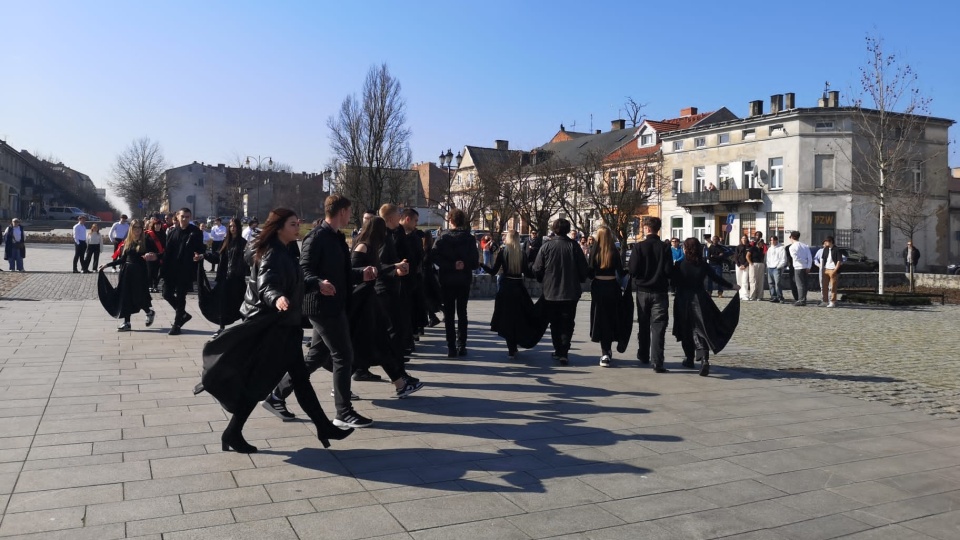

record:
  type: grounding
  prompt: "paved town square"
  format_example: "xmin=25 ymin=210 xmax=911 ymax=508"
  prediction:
xmin=0 ymin=246 xmax=958 ymax=539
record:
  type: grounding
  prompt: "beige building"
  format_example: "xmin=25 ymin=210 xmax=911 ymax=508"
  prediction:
xmin=160 ymin=162 xmax=230 ymax=219
xmin=659 ymin=92 xmax=954 ymax=271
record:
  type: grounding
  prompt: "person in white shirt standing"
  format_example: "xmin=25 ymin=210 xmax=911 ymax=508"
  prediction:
xmin=242 ymin=218 xmax=260 ymax=242
xmin=73 ymin=215 xmax=89 ymax=273
xmin=109 ymin=214 xmax=130 ymax=245
xmin=817 ymin=236 xmax=842 ymax=307
xmin=787 ymin=231 xmax=812 ymax=306
xmin=765 ymin=235 xmax=787 ymax=303
xmin=209 ymin=218 xmax=227 ymax=272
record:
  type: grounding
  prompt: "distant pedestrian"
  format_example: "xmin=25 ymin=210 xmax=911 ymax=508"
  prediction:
xmin=734 ymin=235 xmax=756 ymax=300
xmin=817 ymin=236 xmax=842 ymax=308
xmin=588 ymin=226 xmax=630 ymax=367
xmin=3 ymin=218 xmax=25 ymax=272
xmin=750 ymin=231 xmax=767 ymax=301
xmin=788 ymin=231 xmax=812 ymax=306
xmin=145 ymin=218 xmax=165 ymax=292
xmin=533 ymin=218 xmax=588 ymax=366
xmin=209 ymin=218 xmax=227 ymax=272
xmin=705 ymin=236 xmax=727 ymax=297
xmin=97 ymin=219 xmax=158 ymax=332
xmin=73 ymin=215 xmax=89 ymax=273
xmin=903 ymin=241 xmax=920 ymax=272
xmin=480 ymin=234 xmax=494 ymax=271
xmin=242 ymin=218 xmax=260 ymax=242
xmin=85 ymin=223 xmax=103 ymax=271
xmin=109 ymin=214 xmax=130 ymax=245
xmin=482 ymin=230 xmax=543 ymax=359
xmin=199 ymin=218 xmax=248 ymax=339
xmin=628 ymin=216 xmax=672 ymax=372
xmin=433 ymin=209 xmax=480 ymax=357
xmin=765 ymin=235 xmax=786 ymax=303
xmin=161 ymin=208 xmax=206 ymax=335
xmin=526 ymin=229 xmax=542 ymax=263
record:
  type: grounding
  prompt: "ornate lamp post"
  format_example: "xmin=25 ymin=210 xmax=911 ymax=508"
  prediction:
xmin=439 ymin=148 xmax=462 ymax=228
xmin=243 ymin=155 xmax=273 ymax=219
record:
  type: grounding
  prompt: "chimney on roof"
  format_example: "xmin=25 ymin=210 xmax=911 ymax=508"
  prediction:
xmin=680 ymin=107 xmax=698 ymax=117
xmin=495 ymin=140 xmax=509 ymax=151
xmin=784 ymin=93 xmax=796 ymax=109
xmin=595 ymin=129 xmax=602 ymax=134
xmin=217 ymin=163 xmax=225 ymax=172
xmin=827 ymin=91 xmax=839 ymax=108
xmin=611 ymin=119 xmax=626 ymax=130
xmin=770 ymin=94 xmax=784 ymax=114
xmin=560 ymin=124 xmax=565 ymax=132
xmin=748 ymin=100 xmax=764 ymax=117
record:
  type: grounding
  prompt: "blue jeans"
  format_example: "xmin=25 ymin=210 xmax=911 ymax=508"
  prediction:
xmin=7 ymin=248 xmax=24 ymax=271
xmin=767 ymin=267 xmax=783 ymax=300
xmin=707 ymin=264 xmax=724 ymax=292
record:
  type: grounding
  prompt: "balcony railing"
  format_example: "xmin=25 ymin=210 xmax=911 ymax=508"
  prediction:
xmin=677 ymin=188 xmax=763 ymax=207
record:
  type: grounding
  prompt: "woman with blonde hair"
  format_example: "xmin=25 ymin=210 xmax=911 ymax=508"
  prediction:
xmin=97 ymin=219 xmax=158 ymax=331
xmin=84 ymin=223 xmax=103 ymax=270
xmin=481 ymin=230 xmax=544 ymax=359
xmin=588 ymin=226 xmax=631 ymax=367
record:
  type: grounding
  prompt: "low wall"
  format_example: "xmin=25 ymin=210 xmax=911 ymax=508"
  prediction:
xmin=913 ymin=273 xmax=960 ymax=290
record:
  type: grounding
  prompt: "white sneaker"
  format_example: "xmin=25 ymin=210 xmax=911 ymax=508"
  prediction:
xmin=827 ymin=302 xmax=836 ymax=308
xmin=599 ymin=355 xmax=611 ymax=367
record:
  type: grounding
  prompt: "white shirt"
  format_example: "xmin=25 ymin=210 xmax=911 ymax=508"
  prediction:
xmin=766 ymin=244 xmax=786 ymax=269
xmin=87 ymin=231 xmax=102 ymax=245
xmin=73 ymin=223 xmax=87 ymax=244
xmin=110 ymin=222 xmax=130 ymax=242
xmin=824 ymin=248 xmax=837 ymax=270
xmin=6 ymin=226 xmax=22 ymax=243
xmin=202 ymin=230 xmax=211 ymax=243
xmin=242 ymin=226 xmax=259 ymax=242
xmin=210 ymin=224 xmax=227 ymax=242
xmin=789 ymin=241 xmax=811 ymax=269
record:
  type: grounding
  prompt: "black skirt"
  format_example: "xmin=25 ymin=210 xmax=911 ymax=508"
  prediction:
xmin=490 ymin=277 xmax=545 ymax=349
xmin=98 ymin=263 xmax=152 ymax=319
xmin=349 ymin=281 xmax=399 ymax=370
xmin=672 ymin=289 xmax=741 ymax=354
xmin=589 ymin=279 xmax=633 ymax=353
xmin=197 ymin=267 xmax=246 ymax=326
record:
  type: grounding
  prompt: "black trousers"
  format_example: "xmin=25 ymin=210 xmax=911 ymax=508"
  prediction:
xmin=84 ymin=244 xmax=101 ymax=270
xmin=441 ymin=283 xmax=470 ymax=347
xmin=636 ymin=290 xmax=669 ymax=368
xmin=210 ymin=241 xmax=223 ymax=270
xmin=275 ymin=312 xmax=354 ymax=416
xmin=74 ymin=241 xmax=87 ymax=271
xmin=544 ymin=299 xmax=578 ymax=357
xmin=233 ymin=341 xmax=329 ymax=434
xmin=378 ymin=288 xmax=412 ymax=355
xmin=162 ymin=276 xmax=192 ymax=323
xmin=793 ymin=268 xmax=808 ymax=303
xmin=680 ymin=327 xmax=710 ymax=362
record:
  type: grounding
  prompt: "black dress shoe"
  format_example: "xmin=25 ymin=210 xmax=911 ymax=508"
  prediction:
xmin=353 ymin=369 xmax=382 ymax=382
xmin=457 ymin=345 xmax=467 ymax=356
xmin=221 ymin=430 xmax=257 ymax=453
xmin=653 ymin=366 xmax=669 ymax=373
xmin=168 ymin=325 xmax=182 ymax=336
xmin=681 ymin=359 xmax=695 ymax=369
xmin=447 ymin=347 xmax=457 ymax=358
xmin=192 ymin=382 xmax=205 ymax=395
xmin=699 ymin=360 xmax=710 ymax=377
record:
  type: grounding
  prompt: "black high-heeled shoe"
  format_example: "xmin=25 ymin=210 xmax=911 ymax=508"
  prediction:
xmin=316 ymin=423 xmax=354 ymax=449
xmin=221 ymin=430 xmax=257 ymax=453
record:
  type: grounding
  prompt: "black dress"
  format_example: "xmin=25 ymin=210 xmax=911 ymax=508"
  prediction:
xmin=587 ymin=247 xmax=632 ymax=354
xmin=348 ymin=246 xmax=403 ymax=379
xmin=483 ymin=250 xmax=545 ymax=351
xmin=671 ymin=260 xmax=740 ymax=360
xmin=98 ymin=237 xmax=158 ymax=319
xmin=198 ymin=238 xmax=249 ymax=326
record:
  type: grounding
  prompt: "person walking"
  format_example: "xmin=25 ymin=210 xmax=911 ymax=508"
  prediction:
xmin=671 ymin=238 xmax=741 ymax=376
xmin=161 ymin=208 xmax=206 ymax=335
xmin=84 ymin=223 xmax=103 ymax=272
xmin=750 ymin=231 xmax=767 ymax=301
xmin=73 ymin=215 xmax=89 ymax=273
xmin=242 ymin=218 xmax=260 ymax=242
xmin=480 ymin=234 xmax=494 ymax=272
xmin=733 ymin=235 xmax=755 ymax=300
xmin=198 ymin=218 xmax=248 ymax=338
xmin=97 ymin=219 xmax=158 ymax=331
xmin=482 ymin=230 xmax=543 ymax=359
xmin=422 ymin=231 xmax=443 ymax=328
xmin=144 ymin=218 xmax=165 ymax=292
xmin=628 ymin=217 xmax=673 ymax=373
xmin=433 ymin=209 xmax=480 ymax=357
xmin=765 ymin=235 xmax=787 ymax=303
xmin=109 ymin=214 xmax=130 ymax=246
xmin=705 ymin=236 xmax=727 ymax=298
xmin=532 ymin=218 xmax=588 ymax=366
xmin=209 ymin=218 xmax=227 ymax=272
xmin=200 ymin=208 xmax=354 ymax=453
xmin=788 ymin=231 xmax=812 ymax=306
xmin=400 ymin=209 xmax=427 ymax=342
xmin=587 ymin=226 xmax=630 ymax=367
xmin=3 ymin=218 xmax=25 ymax=272
xmin=817 ymin=236 xmax=842 ymax=308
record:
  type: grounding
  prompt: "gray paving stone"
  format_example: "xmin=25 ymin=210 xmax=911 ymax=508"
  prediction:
xmin=597 ymin=490 xmax=719 ymax=522
xmin=506 ymin=504 xmax=625 ymax=538
xmin=149 ymin=451 xmax=255 ymax=478
xmin=6 ymin=483 xmax=123 ymax=513
xmin=0 ymin=505 xmax=86 ymax=536
xmin=263 ymin=475 xmax=366 ymax=502
xmin=289 ymin=504 xmax=405 ymax=539
xmin=410 ymin=517 xmax=531 ymax=540
xmin=838 ymin=524 xmax=940 ymax=539
xmin=125 ymin=509 xmax=236 ymax=537
xmin=690 ymin=479 xmax=789 ymax=507
xmin=85 ymin=494 xmax=184 ymax=525
xmin=582 ymin=521 xmax=685 ymax=539
xmin=386 ymin=491 xmax=525 ymax=530
xmin=14 ymin=460 xmax=150 ymax=492
xmin=231 ymin=499 xmax=316 ymax=522
xmin=0 ymin=523 xmax=125 ymax=540
xmin=772 ymin=513 xmax=873 ymax=540
xmin=163 ymin=517 xmax=300 ymax=540
xmin=180 ymin=486 xmax=271 ymax=513
xmin=901 ymin=509 xmax=960 ymax=539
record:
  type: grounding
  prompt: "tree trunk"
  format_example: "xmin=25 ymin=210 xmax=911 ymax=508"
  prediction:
xmin=878 ymin=170 xmax=885 ymax=295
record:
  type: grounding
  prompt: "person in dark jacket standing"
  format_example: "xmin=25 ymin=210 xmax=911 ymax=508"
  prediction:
xmin=377 ymin=204 xmax=412 ymax=357
xmin=262 ymin=196 xmax=378 ymax=429
xmin=432 ymin=209 xmax=480 ymax=357
xmin=162 ymin=208 xmax=206 ymax=335
xmin=400 ymin=209 xmax=426 ymax=347
xmin=532 ymin=218 xmax=588 ymax=366
xmin=628 ymin=216 xmax=673 ymax=373
xmin=199 ymin=218 xmax=248 ymax=339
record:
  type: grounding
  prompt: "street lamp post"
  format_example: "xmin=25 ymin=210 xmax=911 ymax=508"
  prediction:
xmin=244 ymin=155 xmax=273 ymax=220
xmin=439 ymin=148 xmax=462 ymax=228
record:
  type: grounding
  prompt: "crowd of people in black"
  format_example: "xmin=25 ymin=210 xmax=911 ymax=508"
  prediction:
xmin=93 ymin=196 xmax=741 ymax=455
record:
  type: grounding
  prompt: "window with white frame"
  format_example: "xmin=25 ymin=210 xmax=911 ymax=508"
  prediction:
xmin=717 ymin=163 xmax=733 ymax=190
xmin=695 ymin=136 xmax=706 ymax=148
xmin=766 ymin=212 xmax=785 ymax=242
xmin=467 ymin=172 xmax=475 ymax=186
xmin=694 ymin=166 xmax=706 ymax=192
xmin=742 ymin=160 xmax=756 ymax=189
xmin=742 ymin=128 xmax=755 ymax=140
xmin=672 ymin=140 xmax=684 ymax=151
xmin=911 ymin=160 xmax=924 ymax=192
xmin=626 ymin=169 xmax=637 ymax=191
xmin=769 ymin=124 xmax=786 ymax=136
xmin=645 ymin=166 xmax=657 ymax=192
xmin=740 ymin=213 xmax=757 ymax=237
xmin=609 ymin=171 xmax=619 ymax=191
xmin=455 ymin=173 xmax=462 ymax=185
xmin=693 ymin=216 xmax=707 ymax=242
xmin=640 ymin=133 xmax=655 ymax=146
xmin=672 ymin=169 xmax=683 ymax=196
xmin=670 ymin=217 xmax=684 ymax=240
xmin=815 ymin=120 xmax=835 ymax=132
xmin=769 ymin=157 xmax=784 ymax=189
xmin=718 ymin=133 xmax=730 ymax=145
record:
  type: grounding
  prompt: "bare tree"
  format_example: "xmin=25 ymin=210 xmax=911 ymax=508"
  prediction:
xmin=623 ymin=97 xmax=647 ymax=128
xmin=888 ymin=173 xmax=932 ymax=292
xmin=848 ymin=34 xmax=933 ymax=294
xmin=110 ymin=137 xmax=168 ymax=214
xmin=501 ymin=153 xmax=566 ymax=235
xmin=328 ymin=63 xmax=412 ymax=213
xmin=594 ymin=146 xmax=664 ymax=251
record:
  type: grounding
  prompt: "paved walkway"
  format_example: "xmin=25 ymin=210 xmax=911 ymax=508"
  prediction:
xmin=1 ymin=250 xmax=960 ymax=538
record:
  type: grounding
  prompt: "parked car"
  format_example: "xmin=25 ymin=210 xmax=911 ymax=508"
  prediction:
xmin=810 ymin=246 xmax=879 ymax=272
xmin=46 ymin=206 xmax=87 ymax=221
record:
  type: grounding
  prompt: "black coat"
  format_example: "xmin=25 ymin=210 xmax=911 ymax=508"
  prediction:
xmin=240 ymin=238 xmax=313 ymax=326
xmin=671 ymin=261 xmax=740 ymax=354
xmin=349 ymin=247 xmax=399 ymax=369
xmin=198 ymin=238 xmax=249 ymax=326
xmin=485 ymin=250 xmax=546 ymax=349
xmin=532 ymin=235 xmax=588 ymax=301
xmin=433 ymin=228 xmax=480 ymax=288
xmin=375 ymin=230 xmax=403 ymax=295
xmin=628 ymin=235 xmax=672 ymax=293
xmin=300 ymin=222 xmax=361 ymax=316
xmin=3 ymin=226 xmax=25 ymax=260
xmin=98 ymin=237 xmax=159 ymax=318
xmin=161 ymin=224 xmax=205 ymax=282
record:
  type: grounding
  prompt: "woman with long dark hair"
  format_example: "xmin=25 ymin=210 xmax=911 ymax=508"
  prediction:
xmin=199 ymin=218 xmax=249 ymax=338
xmin=201 ymin=208 xmax=353 ymax=453
xmin=350 ymin=216 xmax=423 ymax=397
xmin=672 ymin=237 xmax=741 ymax=376
xmin=145 ymin=218 xmax=165 ymax=292
xmin=481 ymin=231 xmax=543 ymax=359
xmin=98 ymin=219 xmax=158 ymax=331
xmin=588 ymin=226 xmax=631 ymax=367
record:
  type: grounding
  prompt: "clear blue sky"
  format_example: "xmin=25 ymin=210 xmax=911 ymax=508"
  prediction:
xmin=2 ymin=0 xmax=958 ymax=215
